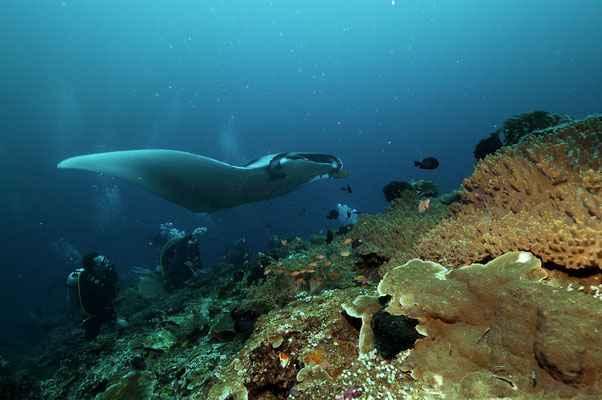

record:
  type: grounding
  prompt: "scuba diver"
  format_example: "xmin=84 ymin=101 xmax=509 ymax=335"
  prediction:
xmin=160 ymin=228 xmax=204 ymax=291
xmin=66 ymin=253 xmax=126 ymax=340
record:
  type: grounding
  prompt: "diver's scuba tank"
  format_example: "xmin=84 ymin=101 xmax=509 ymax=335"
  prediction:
xmin=66 ymin=269 xmax=83 ymax=314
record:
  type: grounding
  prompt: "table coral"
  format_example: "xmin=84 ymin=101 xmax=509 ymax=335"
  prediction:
xmin=375 ymin=252 xmax=602 ymax=398
xmin=412 ymin=115 xmax=602 ymax=270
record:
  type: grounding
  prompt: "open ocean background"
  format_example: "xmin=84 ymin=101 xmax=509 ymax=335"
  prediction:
xmin=1 ymin=0 xmax=600 ymax=363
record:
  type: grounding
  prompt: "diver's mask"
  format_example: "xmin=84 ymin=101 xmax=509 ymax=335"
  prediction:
xmin=93 ymin=255 xmax=111 ymax=269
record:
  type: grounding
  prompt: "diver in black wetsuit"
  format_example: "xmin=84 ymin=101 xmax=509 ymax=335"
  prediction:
xmin=160 ymin=232 xmax=203 ymax=292
xmin=66 ymin=253 xmax=125 ymax=340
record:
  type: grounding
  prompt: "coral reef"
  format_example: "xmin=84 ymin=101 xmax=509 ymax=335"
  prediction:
xmin=0 ymin=356 xmax=40 ymax=399
xmin=206 ymin=288 xmax=426 ymax=400
xmin=374 ymin=252 xmax=602 ymax=398
xmin=474 ymin=129 xmax=503 ymax=160
xmin=382 ymin=180 xmax=414 ymax=202
xmin=502 ymin=110 xmax=573 ymax=145
xmin=412 ymin=115 xmax=602 ymax=271
xmin=242 ymin=238 xmax=360 ymax=315
xmin=352 ymin=191 xmax=449 ymax=266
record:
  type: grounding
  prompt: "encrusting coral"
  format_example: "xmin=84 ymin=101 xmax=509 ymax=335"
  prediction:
xmin=411 ymin=115 xmax=602 ymax=270
xmin=352 ymin=191 xmax=448 ymax=266
xmin=374 ymin=252 xmax=602 ymax=398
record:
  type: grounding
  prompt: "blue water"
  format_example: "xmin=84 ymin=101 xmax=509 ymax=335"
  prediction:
xmin=1 ymin=0 xmax=601 ymax=361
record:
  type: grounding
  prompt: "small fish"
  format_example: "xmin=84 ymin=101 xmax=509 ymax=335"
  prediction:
xmin=328 ymin=272 xmax=340 ymax=278
xmin=414 ymin=157 xmax=439 ymax=169
xmin=417 ymin=198 xmax=430 ymax=216
xmin=305 ymin=269 xmax=315 ymax=273
xmin=326 ymin=209 xmax=339 ymax=220
xmin=314 ymin=254 xmax=325 ymax=260
xmin=308 ymin=261 xmax=318 ymax=267
xmin=276 ymin=261 xmax=283 ymax=266
xmin=354 ymin=275 xmax=369 ymax=284
xmin=300 ymin=269 xmax=307 ymax=273
xmin=413 ymin=180 xmax=439 ymax=196
xmin=340 ymin=249 xmax=351 ymax=257
xmin=295 ymin=278 xmax=307 ymax=284
xmin=291 ymin=271 xmax=301 ymax=277
xmin=279 ymin=352 xmax=289 ymax=368
xmin=477 ymin=327 xmax=490 ymax=343
xmin=342 ymin=238 xmax=353 ymax=245
xmin=324 ymin=260 xmax=334 ymax=268
xmin=340 ymin=184 xmax=352 ymax=193
xmin=333 ymin=170 xmax=350 ymax=179
xmin=263 ymin=268 xmax=272 ymax=275
xmin=277 ymin=269 xmax=288 ymax=274
xmin=298 ymin=208 xmax=307 ymax=216
xmin=326 ymin=230 xmax=334 ymax=243
xmin=281 ymin=239 xmax=288 ymax=247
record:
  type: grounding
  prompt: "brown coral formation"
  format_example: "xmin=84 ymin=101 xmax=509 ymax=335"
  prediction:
xmin=412 ymin=115 xmax=602 ymax=270
xmin=376 ymin=252 xmax=602 ymax=398
xmin=352 ymin=191 xmax=448 ymax=265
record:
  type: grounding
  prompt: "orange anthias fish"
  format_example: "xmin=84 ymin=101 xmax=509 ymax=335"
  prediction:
xmin=308 ymin=261 xmax=318 ymax=267
xmin=342 ymin=238 xmax=353 ymax=245
xmin=417 ymin=198 xmax=430 ymax=217
xmin=279 ymin=352 xmax=289 ymax=368
xmin=314 ymin=254 xmax=325 ymax=260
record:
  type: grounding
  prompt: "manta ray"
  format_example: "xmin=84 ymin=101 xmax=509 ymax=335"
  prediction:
xmin=57 ymin=150 xmax=344 ymax=212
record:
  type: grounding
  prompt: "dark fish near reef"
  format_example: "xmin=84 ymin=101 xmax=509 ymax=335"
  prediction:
xmin=340 ymin=184 xmax=352 ymax=193
xmin=326 ymin=230 xmax=334 ymax=243
xmin=326 ymin=209 xmax=339 ymax=220
xmin=411 ymin=180 xmax=439 ymax=197
xmin=414 ymin=157 xmax=439 ymax=169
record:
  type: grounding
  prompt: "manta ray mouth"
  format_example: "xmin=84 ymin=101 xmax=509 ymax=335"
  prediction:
xmin=267 ymin=152 xmax=343 ymax=178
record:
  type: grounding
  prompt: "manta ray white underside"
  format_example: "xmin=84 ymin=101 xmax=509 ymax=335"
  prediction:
xmin=58 ymin=150 xmax=343 ymax=212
